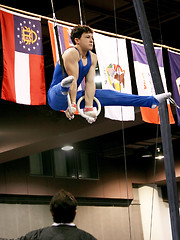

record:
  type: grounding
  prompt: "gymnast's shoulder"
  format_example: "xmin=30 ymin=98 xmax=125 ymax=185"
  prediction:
xmin=62 ymin=47 xmax=80 ymax=61
xmin=89 ymin=51 xmax=97 ymax=65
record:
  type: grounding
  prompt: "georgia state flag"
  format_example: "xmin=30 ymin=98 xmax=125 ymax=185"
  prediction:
xmin=0 ymin=8 xmax=46 ymax=105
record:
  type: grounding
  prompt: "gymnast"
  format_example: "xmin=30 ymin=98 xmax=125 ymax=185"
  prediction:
xmin=47 ymin=25 xmax=171 ymax=123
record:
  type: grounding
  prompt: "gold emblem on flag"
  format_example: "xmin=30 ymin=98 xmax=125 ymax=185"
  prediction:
xmin=22 ymin=26 xmax=37 ymax=45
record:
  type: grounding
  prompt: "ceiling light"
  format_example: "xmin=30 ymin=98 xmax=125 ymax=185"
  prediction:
xmin=142 ymin=153 xmax=152 ymax=158
xmin=155 ymin=146 xmax=164 ymax=160
xmin=141 ymin=147 xmax=152 ymax=158
xmin=155 ymin=155 xmax=164 ymax=160
xmin=61 ymin=145 xmax=74 ymax=151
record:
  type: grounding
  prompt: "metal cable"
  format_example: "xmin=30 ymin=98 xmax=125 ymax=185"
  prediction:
xmin=113 ymin=0 xmax=132 ymax=239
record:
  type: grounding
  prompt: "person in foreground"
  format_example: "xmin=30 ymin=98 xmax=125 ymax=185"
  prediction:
xmin=47 ymin=25 xmax=171 ymax=123
xmin=0 ymin=189 xmax=97 ymax=240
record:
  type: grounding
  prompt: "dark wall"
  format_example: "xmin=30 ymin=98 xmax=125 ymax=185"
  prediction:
xmin=1 ymin=147 xmax=180 ymax=200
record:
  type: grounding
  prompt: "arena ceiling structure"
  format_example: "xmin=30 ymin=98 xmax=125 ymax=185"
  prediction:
xmin=0 ymin=0 xmax=180 ymax=163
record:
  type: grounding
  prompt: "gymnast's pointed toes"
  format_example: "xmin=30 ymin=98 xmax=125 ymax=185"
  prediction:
xmin=61 ymin=76 xmax=74 ymax=95
xmin=61 ymin=76 xmax=74 ymax=88
xmin=154 ymin=92 xmax=171 ymax=104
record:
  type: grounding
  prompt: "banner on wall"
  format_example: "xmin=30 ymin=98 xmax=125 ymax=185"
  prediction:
xmin=168 ymin=50 xmax=180 ymax=125
xmin=0 ymin=8 xmax=46 ymax=105
xmin=131 ymin=41 xmax=174 ymax=124
xmin=48 ymin=21 xmax=73 ymax=65
xmin=94 ymin=32 xmax=134 ymax=121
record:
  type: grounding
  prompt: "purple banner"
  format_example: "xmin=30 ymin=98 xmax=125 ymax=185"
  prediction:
xmin=57 ymin=25 xmax=73 ymax=53
xmin=131 ymin=41 xmax=163 ymax=67
xmin=168 ymin=50 xmax=180 ymax=125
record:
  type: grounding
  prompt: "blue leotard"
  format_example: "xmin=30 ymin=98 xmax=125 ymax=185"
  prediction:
xmin=47 ymin=48 xmax=159 ymax=111
xmin=49 ymin=48 xmax=91 ymax=90
xmin=48 ymin=48 xmax=93 ymax=111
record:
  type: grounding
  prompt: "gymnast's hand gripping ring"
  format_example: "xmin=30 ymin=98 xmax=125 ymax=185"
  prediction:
xmin=77 ymin=96 xmax=101 ymax=120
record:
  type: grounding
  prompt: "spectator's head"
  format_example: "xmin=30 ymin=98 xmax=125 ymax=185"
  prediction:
xmin=50 ymin=189 xmax=77 ymax=223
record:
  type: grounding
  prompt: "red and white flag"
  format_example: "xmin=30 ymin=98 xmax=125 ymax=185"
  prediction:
xmin=0 ymin=8 xmax=46 ymax=105
xmin=94 ymin=32 xmax=134 ymax=121
xmin=131 ymin=41 xmax=174 ymax=124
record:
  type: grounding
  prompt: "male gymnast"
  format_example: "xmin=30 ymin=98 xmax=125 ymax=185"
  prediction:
xmin=47 ymin=25 xmax=171 ymax=123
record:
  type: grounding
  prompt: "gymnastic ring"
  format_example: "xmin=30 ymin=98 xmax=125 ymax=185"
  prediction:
xmin=77 ymin=96 xmax=101 ymax=119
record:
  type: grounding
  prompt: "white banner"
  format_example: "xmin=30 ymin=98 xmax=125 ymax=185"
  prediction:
xmin=94 ymin=32 xmax=134 ymax=121
xmin=131 ymin=41 xmax=174 ymax=124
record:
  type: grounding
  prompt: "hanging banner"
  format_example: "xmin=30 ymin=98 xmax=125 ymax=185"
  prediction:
xmin=131 ymin=41 xmax=174 ymax=124
xmin=0 ymin=8 xmax=46 ymax=105
xmin=48 ymin=21 xmax=73 ymax=66
xmin=94 ymin=32 xmax=134 ymax=121
xmin=168 ymin=50 xmax=180 ymax=125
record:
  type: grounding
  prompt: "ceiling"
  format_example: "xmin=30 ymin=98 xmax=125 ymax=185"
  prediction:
xmin=0 ymin=0 xmax=180 ymax=164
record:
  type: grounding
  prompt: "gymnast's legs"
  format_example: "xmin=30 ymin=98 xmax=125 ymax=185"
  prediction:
xmin=48 ymin=86 xmax=171 ymax=111
xmin=96 ymin=89 xmax=159 ymax=108
xmin=77 ymin=89 xmax=171 ymax=109
xmin=47 ymin=76 xmax=74 ymax=111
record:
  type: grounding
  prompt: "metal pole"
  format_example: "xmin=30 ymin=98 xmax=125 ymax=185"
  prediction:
xmin=78 ymin=0 xmax=83 ymax=25
xmin=132 ymin=0 xmax=180 ymax=239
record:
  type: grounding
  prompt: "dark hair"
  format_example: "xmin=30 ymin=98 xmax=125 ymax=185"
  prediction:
xmin=70 ymin=25 xmax=93 ymax=45
xmin=50 ymin=189 xmax=77 ymax=223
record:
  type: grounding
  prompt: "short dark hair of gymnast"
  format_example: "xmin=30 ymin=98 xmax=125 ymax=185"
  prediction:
xmin=50 ymin=189 xmax=77 ymax=223
xmin=70 ymin=25 xmax=93 ymax=45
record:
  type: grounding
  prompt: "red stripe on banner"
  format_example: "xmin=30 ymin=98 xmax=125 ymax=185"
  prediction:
xmin=141 ymin=104 xmax=175 ymax=124
xmin=29 ymin=54 xmax=46 ymax=105
xmin=48 ymin=21 xmax=57 ymax=66
xmin=63 ymin=26 xmax=71 ymax=49
xmin=0 ymin=10 xmax=16 ymax=102
xmin=167 ymin=104 xmax=175 ymax=124
xmin=140 ymin=107 xmax=160 ymax=124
